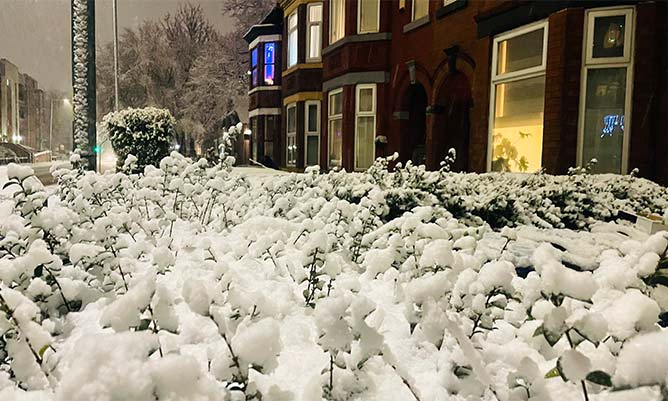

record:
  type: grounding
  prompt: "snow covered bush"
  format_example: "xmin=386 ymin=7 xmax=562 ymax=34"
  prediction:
xmin=1 ymin=156 xmax=668 ymax=401
xmin=103 ymin=107 xmax=176 ymax=172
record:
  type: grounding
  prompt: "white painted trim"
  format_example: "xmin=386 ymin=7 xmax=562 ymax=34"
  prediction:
xmin=584 ymin=7 xmax=634 ymax=65
xmin=248 ymin=86 xmax=281 ymax=95
xmin=249 ymin=108 xmax=281 ymax=118
xmin=577 ymin=6 xmax=635 ymax=174
xmin=354 ymin=84 xmax=377 ymax=171
xmin=286 ymin=103 xmax=297 ymax=167
xmin=412 ymin=0 xmax=428 ymax=21
xmin=357 ymin=0 xmax=381 ymax=34
xmin=248 ymin=34 xmax=282 ymax=50
xmin=306 ymin=2 xmax=323 ymax=62
xmin=487 ymin=19 xmax=548 ymax=172
xmin=491 ymin=20 xmax=548 ymax=82
xmin=328 ymin=88 xmax=344 ymax=168
xmin=329 ymin=0 xmax=345 ymax=44
xmin=304 ymin=100 xmax=321 ymax=166
xmin=287 ymin=11 xmax=299 ymax=68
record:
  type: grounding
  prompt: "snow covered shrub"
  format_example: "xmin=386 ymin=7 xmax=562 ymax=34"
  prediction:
xmin=103 ymin=107 xmax=176 ymax=172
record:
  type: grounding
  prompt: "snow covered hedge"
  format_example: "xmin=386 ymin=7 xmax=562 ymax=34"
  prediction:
xmin=1 ymin=155 xmax=668 ymax=401
xmin=103 ymin=107 xmax=175 ymax=172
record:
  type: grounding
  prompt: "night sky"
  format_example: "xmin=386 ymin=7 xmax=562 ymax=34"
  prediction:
xmin=0 ymin=0 xmax=235 ymax=93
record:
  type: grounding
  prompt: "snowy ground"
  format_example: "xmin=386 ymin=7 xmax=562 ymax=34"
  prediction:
xmin=1 ymin=155 xmax=667 ymax=401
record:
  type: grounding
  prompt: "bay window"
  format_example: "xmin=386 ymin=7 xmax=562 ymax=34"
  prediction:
xmin=263 ymin=42 xmax=276 ymax=85
xmin=412 ymin=0 xmax=429 ymax=20
xmin=489 ymin=21 xmax=548 ymax=172
xmin=330 ymin=0 xmax=345 ymax=44
xmin=305 ymin=100 xmax=321 ymax=166
xmin=307 ymin=3 xmax=323 ymax=61
xmin=287 ymin=11 xmax=298 ymax=68
xmin=286 ymin=103 xmax=297 ymax=166
xmin=358 ymin=0 xmax=380 ymax=34
xmin=578 ymin=7 xmax=634 ymax=174
xmin=355 ymin=84 xmax=376 ymax=170
xmin=250 ymin=47 xmax=258 ymax=87
xmin=328 ymin=89 xmax=343 ymax=168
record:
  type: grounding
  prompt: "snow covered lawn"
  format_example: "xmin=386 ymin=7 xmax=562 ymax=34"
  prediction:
xmin=1 ymin=154 xmax=668 ymax=401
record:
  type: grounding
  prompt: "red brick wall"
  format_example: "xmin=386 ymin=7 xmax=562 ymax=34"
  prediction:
xmin=543 ymin=8 xmax=584 ymax=174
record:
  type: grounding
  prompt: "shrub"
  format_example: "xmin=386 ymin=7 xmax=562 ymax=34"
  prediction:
xmin=103 ymin=107 xmax=175 ymax=172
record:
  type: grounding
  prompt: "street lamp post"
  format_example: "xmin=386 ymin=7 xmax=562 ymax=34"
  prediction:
xmin=112 ymin=0 xmax=119 ymax=112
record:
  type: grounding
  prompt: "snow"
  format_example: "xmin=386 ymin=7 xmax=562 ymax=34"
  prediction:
xmin=1 ymin=155 xmax=668 ymax=400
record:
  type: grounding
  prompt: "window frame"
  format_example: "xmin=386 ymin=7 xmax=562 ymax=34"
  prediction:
xmin=306 ymin=2 xmax=323 ymax=62
xmin=250 ymin=47 xmax=259 ymax=88
xmin=443 ymin=0 xmax=457 ymax=6
xmin=490 ymin=20 xmax=549 ymax=82
xmin=287 ymin=11 xmax=298 ymax=68
xmin=412 ymin=0 xmax=429 ymax=21
xmin=584 ymin=7 xmax=634 ymax=65
xmin=286 ymin=102 xmax=297 ymax=167
xmin=487 ymin=20 xmax=549 ymax=172
xmin=328 ymin=88 xmax=343 ymax=168
xmin=354 ymin=84 xmax=377 ymax=171
xmin=577 ymin=6 xmax=635 ymax=174
xmin=304 ymin=100 xmax=321 ymax=166
xmin=329 ymin=0 xmax=345 ymax=44
xmin=357 ymin=0 xmax=380 ymax=34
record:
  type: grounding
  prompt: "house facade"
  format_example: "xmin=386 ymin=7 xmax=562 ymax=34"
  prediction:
xmin=245 ymin=0 xmax=668 ymax=184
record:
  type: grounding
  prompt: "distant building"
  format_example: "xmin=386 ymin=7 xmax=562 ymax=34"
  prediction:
xmin=0 ymin=59 xmax=20 ymax=144
xmin=19 ymin=73 xmax=43 ymax=149
xmin=245 ymin=0 xmax=668 ymax=184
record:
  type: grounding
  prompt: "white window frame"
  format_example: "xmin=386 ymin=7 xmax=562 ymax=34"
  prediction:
xmin=357 ymin=0 xmax=380 ymax=34
xmin=286 ymin=103 xmax=297 ymax=166
xmin=329 ymin=0 xmax=345 ymax=44
xmin=577 ymin=6 xmax=635 ymax=174
xmin=328 ymin=88 xmax=343 ymax=168
xmin=412 ymin=0 xmax=429 ymax=21
xmin=487 ymin=20 xmax=548 ymax=172
xmin=306 ymin=3 xmax=323 ymax=62
xmin=304 ymin=100 xmax=321 ymax=166
xmin=354 ymin=84 xmax=376 ymax=171
xmin=287 ymin=11 xmax=298 ymax=68
xmin=584 ymin=7 xmax=634 ymax=65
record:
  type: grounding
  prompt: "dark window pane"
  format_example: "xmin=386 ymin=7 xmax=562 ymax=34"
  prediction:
xmin=582 ymin=67 xmax=627 ymax=173
xmin=592 ymin=15 xmax=625 ymax=59
xmin=307 ymin=104 xmax=318 ymax=132
xmin=306 ymin=136 xmax=319 ymax=165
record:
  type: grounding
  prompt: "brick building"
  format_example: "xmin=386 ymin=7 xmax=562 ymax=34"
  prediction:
xmin=0 ymin=59 xmax=20 ymax=144
xmin=19 ymin=73 xmax=45 ymax=149
xmin=245 ymin=0 xmax=668 ymax=184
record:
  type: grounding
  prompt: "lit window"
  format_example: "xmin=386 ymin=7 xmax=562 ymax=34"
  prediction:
xmin=330 ymin=0 xmax=345 ymax=44
xmin=307 ymin=3 xmax=323 ymax=61
xmin=250 ymin=47 xmax=258 ymax=87
xmin=358 ymin=0 xmax=379 ymax=34
xmin=489 ymin=21 xmax=547 ymax=172
xmin=287 ymin=12 xmax=298 ymax=68
xmin=305 ymin=101 xmax=321 ymax=166
xmin=328 ymin=89 xmax=343 ymax=168
xmin=579 ymin=7 xmax=634 ymax=173
xmin=264 ymin=42 xmax=276 ymax=85
xmin=412 ymin=0 xmax=429 ymax=20
xmin=355 ymin=84 xmax=376 ymax=170
xmin=286 ymin=103 xmax=297 ymax=166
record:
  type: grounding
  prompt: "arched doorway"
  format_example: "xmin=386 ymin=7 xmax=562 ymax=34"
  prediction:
xmin=433 ymin=72 xmax=472 ymax=172
xmin=404 ymin=83 xmax=428 ymax=166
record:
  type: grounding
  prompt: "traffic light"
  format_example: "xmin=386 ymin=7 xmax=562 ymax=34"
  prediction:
xmin=93 ymin=145 xmax=102 ymax=154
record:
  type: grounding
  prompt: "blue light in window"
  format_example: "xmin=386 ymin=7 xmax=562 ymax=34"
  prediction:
xmin=265 ymin=43 xmax=275 ymax=65
xmin=264 ymin=65 xmax=275 ymax=85
xmin=251 ymin=48 xmax=258 ymax=67
xmin=601 ymin=114 xmax=624 ymax=138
